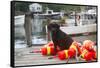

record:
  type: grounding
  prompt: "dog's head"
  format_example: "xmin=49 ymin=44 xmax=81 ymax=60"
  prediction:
xmin=47 ymin=23 xmax=60 ymax=32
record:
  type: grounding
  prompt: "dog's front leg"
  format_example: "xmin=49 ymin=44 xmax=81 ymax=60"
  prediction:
xmin=53 ymin=42 xmax=58 ymax=55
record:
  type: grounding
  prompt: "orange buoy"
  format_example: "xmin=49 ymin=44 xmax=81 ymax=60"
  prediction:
xmin=44 ymin=41 xmax=54 ymax=47
xmin=58 ymin=41 xmax=81 ymax=60
xmin=84 ymin=52 xmax=93 ymax=61
xmin=41 ymin=46 xmax=56 ymax=55
xmin=83 ymin=40 xmax=95 ymax=51
xmin=68 ymin=48 xmax=76 ymax=58
xmin=58 ymin=50 xmax=68 ymax=60
xmin=48 ymin=41 xmax=60 ymax=51
xmin=68 ymin=42 xmax=78 ymax=58
xmin=48 ymin=41 xmax=54 ymax=46
xmin=41 ymin=47 xmax=47 ymax=55
xmin=80 ymin=48 xmax=88 ymax=60
xmin=89 ymin=50 xmax=97 ymax=59
xmin=80 ymin=47 xmax=96 ymax=61
xmin=73 ymin=41 xmax=82 ymax=55
xmin=58 ymin=49 xmax=76 ymax=60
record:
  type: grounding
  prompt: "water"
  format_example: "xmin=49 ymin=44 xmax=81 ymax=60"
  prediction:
xmin=15 ymin=14 xmax=48 ymax=48
xmin=32 ymin=36 xmax=47 ymax=44
xmin=72 ymin=34 xmax=96 ymax=43
xmin=15 ymin=40 xmax=27 ymax=48
xmin=32 ymin=14 xmax=47 ymax=44
xmin=14 ymin=15 xmax=97 ymax=48
xmin=32 ymin=14 xmax=43 ymax=33
xmin=15 ymin=34 xmax=96 ymax=48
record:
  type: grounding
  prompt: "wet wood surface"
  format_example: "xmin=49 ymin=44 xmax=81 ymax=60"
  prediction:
xmin=15 ymin=46 xmax=95 ymax=66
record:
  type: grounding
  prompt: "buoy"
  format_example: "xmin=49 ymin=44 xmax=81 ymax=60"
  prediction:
xmin=68 ymin=48 xmax=76 ymax=58
xmin=41 ymin=46 xmax=56 ymax=55
xmin=84 ymin=51 xmax=93 ymax=61
xmin=31 ymin=41 xmax=60 ymax=56
xmin=68 ymin=42 xmax=78 ymax=58
xmin=58 ymin=50 xmax=68 ymax=60
xmin=30 ymin=46 xmax=56 ymax=55
xmin=44 ymin=41 xmax=60 ymax=51
xmin=58 ymin=41 xmax=81 ymax=60
xmin=83 ymin=40 xmax=95 ymax=51
xmin=44 ymin=41 xmax=54 ymax=47
xmin=48 ymin=41 xmax=54 ymax=46
xmin=71 ymin=41 xmax=82 ymax=55
xmin=80 ymin=47 xmax=96 ymax=61
xmin=89 ymin=50 xmax=97 ymax=59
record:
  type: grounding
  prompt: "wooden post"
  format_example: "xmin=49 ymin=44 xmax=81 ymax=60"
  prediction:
xmin=45 ymin=25 xmax=48 ymax=42
xmin=24 ymin=12 xmax=33 ymax=47
xmin=45 ymin=25 xmax=51 ymax=42
xmin=75 ymin=11 xmax=77 ymax=26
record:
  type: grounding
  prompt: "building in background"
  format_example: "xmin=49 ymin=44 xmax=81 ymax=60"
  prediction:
xmin=29 ymin=3 xmax=42 ymax=13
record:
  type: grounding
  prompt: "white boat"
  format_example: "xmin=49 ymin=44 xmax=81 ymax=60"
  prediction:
xmin=14 ymin=15 xmax=25 ymax=38
xmin=60 ymin=24 xmax=96 ymax=35
xmin=14 ymin=14 xmax=97 ymax=38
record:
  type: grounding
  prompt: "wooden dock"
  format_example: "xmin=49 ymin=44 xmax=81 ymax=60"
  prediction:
xmin=15 ymin=34 xmax=97 ymax=66
xmin=15 ymin=45 xmax=92 ymax=67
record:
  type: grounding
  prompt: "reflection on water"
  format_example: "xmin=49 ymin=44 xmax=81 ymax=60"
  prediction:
xmin=32 ymin=36 xmax=47 ymax=44
xmin=15 ymin=14 xmax=48 ymax=47
xmin=32 ymin=15 xmax=43 ymax=34
xmin=72 ymin=34 xmax=96 ymax=43
xmin=15 ymin=34 xmax=96 ymax=48
xmin=15 ymin=40 xmax=26 ymax=48
xmin=15 ymin=15 xmax=97 ymax=48
xmin=32 ymin=14 xmax=47 ymax=44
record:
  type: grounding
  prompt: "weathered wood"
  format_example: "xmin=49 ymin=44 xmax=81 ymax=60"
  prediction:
xmin=24 ymin=13 xmax=33 ymax=47
xmin=15 ymin=46 xmax=96 ymax=66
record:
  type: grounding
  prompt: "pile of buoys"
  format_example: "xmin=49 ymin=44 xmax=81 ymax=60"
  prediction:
xmin=31 ymin=41 xmax=59 ymax=55
xmin=83 ymin=40 xmax=95 ymax=51
xmin=58 ymin=41 xmax=80 ymax=60
xmin=41 ymin=45 xmax=56 ymax=55
xmin=30 ymin=40 xmax=97 ymax=62
xmin=58 ymin=50 xmax=68 ymax=60
xmin=44 ymin=41 xmax=54 ymax=47
xmin=41 ymin=41 xmax=60 ymax=55
xmin=80 ymin=47 xmax=96 ymax=61
xmin=57 ymin=40 xmax=97 ymax=61
xmin=79 ymin=40 xmax=97 ymax=61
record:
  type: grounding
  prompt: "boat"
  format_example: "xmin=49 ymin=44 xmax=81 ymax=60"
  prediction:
xmin=60 ymin=24 xmax=96 ymax=35
xmin=14 ymin=15 xmax=25 ymax=38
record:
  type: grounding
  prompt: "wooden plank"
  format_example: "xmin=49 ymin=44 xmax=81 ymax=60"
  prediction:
xmin=60 ymin=24 xmax=97 ymax=34
xmin=15 ymin=46 xmax=96 ymax=66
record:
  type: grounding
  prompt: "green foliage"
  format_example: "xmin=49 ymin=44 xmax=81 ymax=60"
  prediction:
xmin=15 ymin=2 xmax=30 ymax=12
xmin=15 ymin=2 xmax=85 ymax=13
xmin=60 ymin=16 xmax=67 ymax=24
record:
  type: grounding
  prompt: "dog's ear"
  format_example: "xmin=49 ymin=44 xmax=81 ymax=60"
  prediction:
xmin=47 ymin=23 xmax=60 ymax=30
xmin=57 ymin=24 xmax=60 ymax=29
xmin=47 ymin=24 xmax=51 ymax=30
xmin=54 ymin=23 xmax=60 ymax=29
xmin=47 ymin=23 xmax=53 ymax=30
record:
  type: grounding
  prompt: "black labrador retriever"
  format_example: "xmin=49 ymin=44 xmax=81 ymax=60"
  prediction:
xmin=47 ymin=23 xmax=74 ymax=54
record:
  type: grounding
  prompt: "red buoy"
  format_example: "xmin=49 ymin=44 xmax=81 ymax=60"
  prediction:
xmin=71 ymin=41 xmax=82 ymax=55
xmin=68 ymin=48 xmax=76 ymax=58
xmin=48 ymin=41 xmax=54 ymax=46
xmin=58 ymin=41 xmax=79 ymax=60
xmin=83 ymin=40 xmax=95 ymax=51
xmin=84 ymin=52 xmax=93 ymax=61
xmin=44 ymin=41 xmax=54 ymax=47
xmin=89 ymin=50 xmax=97 ymax=59
xmin=80 ymin=47 xmax=96 ymax=61
xmin=41 ymin=46 xmax=56 ymax=55
xmin=68 ymin=42 xmax=78 ymax=58
xmin=58 ymin=50 xmax=68 ymax=60
xmin=41 ymin=47 xmax=47 ymax=55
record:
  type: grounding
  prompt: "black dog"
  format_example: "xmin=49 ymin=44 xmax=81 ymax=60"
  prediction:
xmin=47 ymin=23 xmax=74 ymax=53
